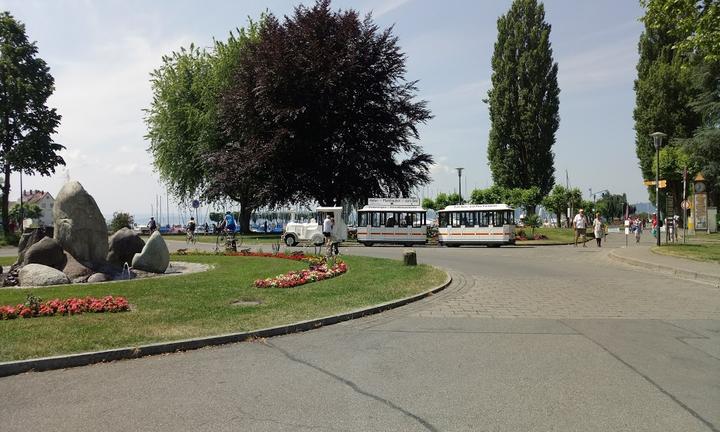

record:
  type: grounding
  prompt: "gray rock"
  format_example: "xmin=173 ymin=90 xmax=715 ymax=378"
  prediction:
xmin=22 ymin=237 xmax=67 ymax=270
xmin=107 ymin=228 xmax=145 ymax=268
xmin=18 ymin=263 xmax=71 ymax=287
xmin=63 ymin=252 xmax=94 ymax=280
xmin=87 ymin=273 xmax=111 ymax=283
xmin=53 ymin=181 xmax=109 ymax=268
xmin=131 ymin=231 xmax=169 ymax=273
xmin=15 ymin=228 xmax=47 ymax=267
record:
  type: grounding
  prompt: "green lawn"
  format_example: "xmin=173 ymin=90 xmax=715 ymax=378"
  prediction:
xmin=0 ymin=254 xmax=446 ymax=361
xmin=515 ymin=227 xmax=581 ymax=245
xmin=651 ymin=244 xmax=720 ymax=263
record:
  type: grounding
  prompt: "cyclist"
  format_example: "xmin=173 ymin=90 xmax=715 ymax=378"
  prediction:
xmin=223 ymin=211 xmax=237 ymax=233
xmin=186 ymin=217 xmax=197 ymax=244
xmin=147 ymin=217 xmax=157 ymax=234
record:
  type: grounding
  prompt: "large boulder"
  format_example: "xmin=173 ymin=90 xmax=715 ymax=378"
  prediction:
xmin=107 ymin=228 xmax=145 ymax=268
xmin=18 ymin=263 xmax=71 ymax=287
xmin=131 ymin=231 xmax=169 ymax=273
xmin=15 ymin=228 xmax=47 ymax=267
xmin=53 ymin=181 xmax=109 ymax=268
xmin=22 ymin=237 xmax=67 ymax=270
xmin=63 ymin=252 xmax=94 ymax=282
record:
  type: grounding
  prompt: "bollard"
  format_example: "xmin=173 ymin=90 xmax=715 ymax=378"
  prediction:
xmin=403 ymin=249 xmax=417 ymax=266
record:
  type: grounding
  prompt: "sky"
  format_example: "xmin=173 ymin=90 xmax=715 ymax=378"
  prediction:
xmin=0 ymin=0 xmax=648 ymax=221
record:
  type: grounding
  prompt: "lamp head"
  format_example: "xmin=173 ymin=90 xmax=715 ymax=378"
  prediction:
xmin=650 ymin=132 xmax=667 ymax=149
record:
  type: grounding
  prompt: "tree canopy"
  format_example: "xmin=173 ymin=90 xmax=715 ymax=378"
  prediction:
xmin=220 ymin=0 xmax=434 ymax=207
xmin=486 ymin=0 xmax=559 ymax=197
xmin=0 ymin=12 xmax=64 ymax=233
xmin=540 ymin=185 xmax=582 ymax=227
xmin=470 ymin=185 xmax=541 ymax=213
xmin=147 ymin=1 xmax=433 ymax=231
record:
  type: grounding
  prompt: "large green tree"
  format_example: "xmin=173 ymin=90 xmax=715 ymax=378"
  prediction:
xmin=486 ymin=0 xmax=559 ymax=200
xmin=145 ymin=44 xmax=214 ymax=202
xmin=634 ymin=0 xmax=703 ymax=213
xmin=0 ymin=12 xmax=64 ymax=234
xmin=221 ymin=0 xmax=434 ymax=208
xmin=146 ymin=23 xmax=266 ymax=233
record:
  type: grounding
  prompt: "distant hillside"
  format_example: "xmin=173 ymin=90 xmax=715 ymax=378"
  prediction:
xmin=633 ymin=202 xmax=656 ymax=214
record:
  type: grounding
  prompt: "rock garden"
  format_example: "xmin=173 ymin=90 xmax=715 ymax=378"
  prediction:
xmin=3 ymin=181 xmax=175 ymax=288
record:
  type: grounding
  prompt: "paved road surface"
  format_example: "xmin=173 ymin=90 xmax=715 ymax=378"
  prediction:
xmin=1 ymin=233 xmax=718 ymax=431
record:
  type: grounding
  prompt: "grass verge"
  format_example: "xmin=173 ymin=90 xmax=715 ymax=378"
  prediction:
xmin=515 ymin=227 xmax=580 ymax=245
xmin=651 ymin=244 xmax=720 ymax=263
xmin=0 ymin=254 xmax=446 ymax=362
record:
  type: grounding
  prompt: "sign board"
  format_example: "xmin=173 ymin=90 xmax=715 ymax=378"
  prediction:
xmin=367 ymin=197 xmax=420 ymax=207
xmin=191 ymin=199 xmax=200 ymax=209
xmin=694 ymin=191 xmax=708 ymax=230
xmin=681 ymin=200 xmax=690 ymax=210
xmin=643 ymin=180 xmax=667 ymax=188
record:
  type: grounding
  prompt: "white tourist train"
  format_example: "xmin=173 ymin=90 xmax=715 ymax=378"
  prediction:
xmin=357 ymin=198 xmax=428 ymax=246
xmin=437 ymin=204 xmax=516 ymax=247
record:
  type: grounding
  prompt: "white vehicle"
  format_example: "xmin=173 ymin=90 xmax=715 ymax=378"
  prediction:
xmin=282 ymin=207 xmax=347 ymax=247
xmin=437 ymin=204 xmax=516 ymax=247
xmin=356 ymin=203 xmax=428 ymax=247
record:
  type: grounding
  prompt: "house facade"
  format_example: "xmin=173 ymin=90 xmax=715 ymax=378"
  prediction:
xmin=20 ymin=190 xmax=55 ymax=227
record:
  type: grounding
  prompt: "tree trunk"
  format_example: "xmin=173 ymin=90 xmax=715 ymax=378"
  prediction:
xmin=2 ymin=163 xmax=10 ymax=235
xmin=239 ymin=202 xmax=253 ymax=235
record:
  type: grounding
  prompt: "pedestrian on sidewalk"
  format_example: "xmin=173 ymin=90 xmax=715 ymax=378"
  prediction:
xmin=573 ymin=209 xmax=588 ymax=247
xmin=652 ymin=212 xmax=658 ymax=239
xmin=593 ymin=212 xmax=604 ymax=247
xmin=634 ymin=217 xmax=643 ymax=243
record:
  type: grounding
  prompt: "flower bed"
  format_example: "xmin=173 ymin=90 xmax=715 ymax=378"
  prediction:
xmin=181 ymin=250 xmax=348 ymax=289
xmin=0 ymin=295 xmax=129 ymax=320
xmin=254 ymin=260 xmax=348 ymax=288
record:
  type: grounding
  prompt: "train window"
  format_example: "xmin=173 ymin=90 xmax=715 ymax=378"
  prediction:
xmin=479 ymin=211 xmax=493 ymax=227
xmin=359 ymin=213 xmax=368 ymax=226
xmin=439 ymin=213 xmax=448 ymax=226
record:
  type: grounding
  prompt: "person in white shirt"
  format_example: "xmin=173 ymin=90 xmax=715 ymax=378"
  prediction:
xmin=323 ymin=214 xmax=333 ymax=244
xmin=573 ymin=208 xmax=588 ymax=247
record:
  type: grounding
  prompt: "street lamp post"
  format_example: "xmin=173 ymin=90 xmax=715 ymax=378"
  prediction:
xmin=455 ymin=167 xmax=464 ymax=204
xmin=650 ymin=132 xmax=666 ymax=247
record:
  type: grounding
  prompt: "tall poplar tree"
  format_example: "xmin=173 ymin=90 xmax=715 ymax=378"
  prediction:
xmin=0 ymin=12 xmax=64 ymax=234
xmin=486 ymin=0 xmax=559 ymax=202
xmin=634 ymin=0 xmax=701 ymax=211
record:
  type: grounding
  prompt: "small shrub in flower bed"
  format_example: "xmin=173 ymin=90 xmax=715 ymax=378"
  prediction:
xmin=254 ymin=260 xmax=348 ymax=288
xmin=0 ymin=294 xmax=129 ymax=320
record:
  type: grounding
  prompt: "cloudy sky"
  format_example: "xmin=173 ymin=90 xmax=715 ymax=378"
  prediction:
xmin=1 ymin=0 xmax=646 ymax=221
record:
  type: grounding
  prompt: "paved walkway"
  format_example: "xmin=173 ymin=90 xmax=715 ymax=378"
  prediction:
xmin=610 ymin=242 xmax=720 ymax=285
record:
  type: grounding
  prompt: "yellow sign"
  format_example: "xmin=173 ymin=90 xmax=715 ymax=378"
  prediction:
xmin=643 ymin=180 xmax=667 ymax=188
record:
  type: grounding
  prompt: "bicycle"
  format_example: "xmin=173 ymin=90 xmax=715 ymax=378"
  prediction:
xmin=215 ymin=229 xmax=243 ymax=253
xmin=186 ymin=230 xmax=197 ymax=246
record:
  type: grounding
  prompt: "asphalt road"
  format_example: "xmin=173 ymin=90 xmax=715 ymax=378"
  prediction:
xmin=1 ymin=234 xmax=718 ymax=431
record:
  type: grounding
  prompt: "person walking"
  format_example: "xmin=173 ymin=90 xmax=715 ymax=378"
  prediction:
xmin=573 ymin=209 xmax=588 ymax=247
xmin=593 ymin=212 xmax=603 ymax=247
xmin=323 ymin=214 xmax=333 ymax=253
xmin=634 ymin=217 xmax=643 ymax=243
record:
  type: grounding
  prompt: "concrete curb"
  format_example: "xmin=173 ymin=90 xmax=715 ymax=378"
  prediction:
xmin=608 ymin=250 xmax=720 ymax=286
xmin=0 ymin=271 xmax=452 ymax=378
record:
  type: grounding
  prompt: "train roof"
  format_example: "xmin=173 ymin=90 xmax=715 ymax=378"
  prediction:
xmin=438 ymin=204 xmax=514 ymax=212
xmin=359 ymin=205 xmax=426 ymax=212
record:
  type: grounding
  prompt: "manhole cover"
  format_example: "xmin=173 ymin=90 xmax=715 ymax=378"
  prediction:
xmin=231 ymin=300 xmax=262 ymax=307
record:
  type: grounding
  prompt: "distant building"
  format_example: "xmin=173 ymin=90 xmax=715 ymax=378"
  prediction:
xmin=19 ymin=189 xmax=55 ymax=227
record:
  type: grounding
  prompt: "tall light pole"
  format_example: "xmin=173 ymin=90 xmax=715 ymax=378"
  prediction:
xmin=455 ymin=167 xmax=464 ymax=204
xmin=651 ymin=132 xmax=666 ymax=247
